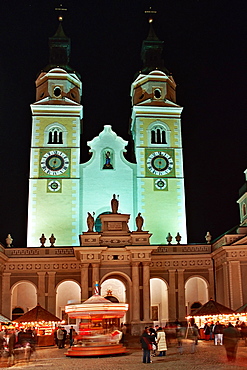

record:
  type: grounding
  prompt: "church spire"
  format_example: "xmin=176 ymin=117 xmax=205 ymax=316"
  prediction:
xmin=141 ymin=8 xmax=169 ymax=75
xmin=43 ymin=5 xmax=74 ymax=74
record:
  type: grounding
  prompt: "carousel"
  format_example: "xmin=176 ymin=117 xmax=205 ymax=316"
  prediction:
xmin=65 ymin=282 xmax=128 ymax=357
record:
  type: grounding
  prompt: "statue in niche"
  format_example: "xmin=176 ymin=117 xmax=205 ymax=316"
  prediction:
xmin=6 ymin=234 xmax=13 ymax=247
xmin=40 ymin=233 xmax=46 ymax=247
xmin=111 ymin=194 xmax=119 ymax=214
xmin=49 ymin=234 xmax=56 ymax=247
xmin=136 ymin=213 xmax=144 ymax=231
xmin=87 ymin=212 xmax=95 ymax=232
xmin=103 ymin=150 xmax=113 ymax=169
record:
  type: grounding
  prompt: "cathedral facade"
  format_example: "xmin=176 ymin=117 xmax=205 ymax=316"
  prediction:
xmin=0 ymin=19 xmax=247 ymax=334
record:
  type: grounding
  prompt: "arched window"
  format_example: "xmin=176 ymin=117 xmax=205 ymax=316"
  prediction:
xmin=151 ymin=126 xmax=166 ymax=144
xmin=148 ymin=122 xmax=170 ymax=146
xmin=48 ymin=127 xmax=63 ymax=144
xmin=44 ymin=123 xmax=67 ymax=146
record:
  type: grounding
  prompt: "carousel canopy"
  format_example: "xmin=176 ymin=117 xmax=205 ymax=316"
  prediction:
xmin=65 ymin=294 xmax=128 ymax=319
xmin=0 ymin=313 xmax=11 ymax=323
xmin=236 ymin=303 xmax=247 ymax=313
xmin=13 ymin=303 xmax=62 ymax=323
xmin=190 ymin=299 xmax=235 ymax=317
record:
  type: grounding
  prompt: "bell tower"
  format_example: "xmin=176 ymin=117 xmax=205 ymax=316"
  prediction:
xmin=27 ymin=19 xmax=82 ymax=247
xmin=130 ymin=16 xmax=187 ymax=244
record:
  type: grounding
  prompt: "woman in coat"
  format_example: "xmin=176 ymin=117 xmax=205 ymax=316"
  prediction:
xmin=156 ymin=327 xmax=167 ymax=356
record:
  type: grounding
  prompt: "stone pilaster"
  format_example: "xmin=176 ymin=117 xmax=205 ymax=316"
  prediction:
xmin=142 ymin=262 xmax=151 ymax=322
xmin=177 ymin=269 xmax=186 ymax=320
xmin=91 ymin=263 xmax=100 ymax=291
xmin=222 ymin=262 xmax=230 ymax=307
xmin=47 ymin=271 xmax=56 ymax=315
xmin=168 ymin=269 xmax=176 ymax=321
xmin=2 ymin=273 xmax=11 ymax=318
xmin=131 ymin=262 xmax=140 ymax=322
xmin=81 ymin=263 xmax=89 ymax=301
xmin=229 ymin=260 xmax=243 ymax=309
xmin=208 ymin=267 xmax=215 ymax=299
xmin=37 ymin=272 xmax=46 ymax=308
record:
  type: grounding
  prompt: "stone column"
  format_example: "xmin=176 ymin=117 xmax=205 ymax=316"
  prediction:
xmin=229 ymin=260 xmax=243 ymax=309
xmin=177 ymin=269 xmax=186 ymax=320
xmin=208 ymin=267 xmax=215 ymax=299
xmin=168 ymin=269 xmax=176 ymax=321
xmin=37 ymin=272 xmax=46 ymax=308
xmin=91 ymin=263 xmax=100 ymax=292
xmin=131 ymin=262 xmax=140 ymax=322
xmin=2 ymin=273 xmax=11 ymax=318
xmin=81 ymin=264 xmax=89 ymax=301
xmin=47 ymin=271 xmax=56 ymax=315
xmin=142 ymin=262 xmax=151 ymax=322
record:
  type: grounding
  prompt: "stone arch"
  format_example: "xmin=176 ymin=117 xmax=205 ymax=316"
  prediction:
xmin=100 ymin=272 xmax=132 ymax=324
xmin=56 ymin=280 xmax=81 ymax=320
xmin=150 ymin=277 xmax=168 ymax=326
xmin=185 ymin=276 xmax=209 ymax=316
xmin=11 ymin=281 xmax=37 ymax=319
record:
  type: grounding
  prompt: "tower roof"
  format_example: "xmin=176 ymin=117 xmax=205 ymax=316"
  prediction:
xmin=140 ymin=19 xmax=169 ymax=75
xmin=43 ymin=21 xmax=79 ymax=76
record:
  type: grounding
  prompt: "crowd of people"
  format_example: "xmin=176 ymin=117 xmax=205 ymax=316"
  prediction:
xmin=140 ymin=319 xmax=247 ymax=364
xmin=53 ymin=326 xmax=77 ymax=348
xmin=0 ymin=326 xmax=37 ymax=366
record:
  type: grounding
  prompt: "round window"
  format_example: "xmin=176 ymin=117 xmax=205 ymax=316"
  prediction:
xmin=54 ymin=87 xmax=62 ymax=97
xmin=154 ymin=88 xmax=162 ymax=99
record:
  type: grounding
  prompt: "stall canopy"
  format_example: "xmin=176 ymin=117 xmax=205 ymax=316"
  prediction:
xmin=236 ymin=303 xmax=247 ymax=313
xmin=13 ymin=303 xmax=61 ymax=323
xmin=190 ymin=299 xmax=235 ymax=316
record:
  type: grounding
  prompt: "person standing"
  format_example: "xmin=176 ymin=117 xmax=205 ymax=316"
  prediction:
xmin=156 ymin=327 xmax=167 ymax=356
xmin=223 ymin=322 xmax=240 ymax=362
xmin=69 ymin=326 xmax=75 ymax=347
xmin=57 ymin=327 xmax=64 ymax=349
xmin=213 ymin=321 xmax=224 ymax=345
xmin=140 ymin=327 xmax=152 ymax=364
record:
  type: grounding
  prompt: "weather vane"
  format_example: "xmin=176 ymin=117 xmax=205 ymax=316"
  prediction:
xmin=144 ymin=6 xmax=157 ymax=23
xmin=55 ymin=3 xmax=67 ymax=22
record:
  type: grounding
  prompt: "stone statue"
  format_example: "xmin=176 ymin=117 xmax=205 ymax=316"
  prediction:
xmin=111 ymin=194 xmax=119 ymax=214
xmin=175 ymin=232 xmax=181 ymax=244
xmin=6 ymin=234 xmax=13 ymax=247
xmin=205 ymin=231 xmax=212 ymax=244
xmin=49 ymin=234 xmax=56 ymax=247
xmin=40 ymin=233 xmax=46 ymax=247
xmin=136 ymin=212 xmax=144 ymax=231
xmin=87 ymin=212 xmax=95 ymax=232
xmin=166 ymin=232 xmax=173 ymax=245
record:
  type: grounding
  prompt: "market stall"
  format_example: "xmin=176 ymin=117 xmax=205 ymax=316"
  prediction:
xmin=186 ymin=299 xmax=236 ymax=339
xmin=13 ymin=303 xmax=63 ymax=346
xmin=65 ymin=282 xmax=128 ymax=357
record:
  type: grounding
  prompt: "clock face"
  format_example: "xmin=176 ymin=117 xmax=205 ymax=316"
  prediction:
xmin=147 ymin=151 xmax=173 ymax=176
xmin=41 ymin=150 xmax=69 ymax=176
xmin=48 ymin=180 xmax=61 ymax=192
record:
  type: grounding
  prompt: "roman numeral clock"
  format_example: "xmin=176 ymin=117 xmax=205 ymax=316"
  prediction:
xmin=145 ymin=149 xmax=175 ymax=190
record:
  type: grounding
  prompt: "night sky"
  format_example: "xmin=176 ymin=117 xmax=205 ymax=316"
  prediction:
xmin=0 ymin=1 xmax=246 ymax=246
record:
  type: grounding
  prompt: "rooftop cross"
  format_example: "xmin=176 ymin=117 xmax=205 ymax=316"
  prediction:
xmin=55 ymin=3 xmax=67 ymax=22
xmin=144 ymin=6 xmax=157 ymax=23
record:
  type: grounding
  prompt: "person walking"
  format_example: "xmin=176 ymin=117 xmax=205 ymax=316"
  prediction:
xmin=140 ymin=327 xmax=152 ymax=364
xmin=156 ymin=327 xmax=167 ymax=356
xmin=223 ymin=322 xmax=240 ymax=362
xmin=176 ymin=324 xmax=184 ymax=354
xmin=190 ymin=324 xmax=199 ymax=353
